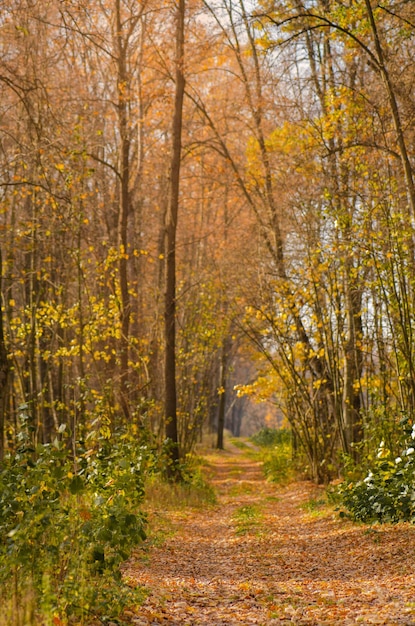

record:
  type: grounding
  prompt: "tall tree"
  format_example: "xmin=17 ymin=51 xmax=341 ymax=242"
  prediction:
xmin=165 ymin=0 xmax=186 ymax=473
xmin=0 ymin=248 xmax=10 ymax=461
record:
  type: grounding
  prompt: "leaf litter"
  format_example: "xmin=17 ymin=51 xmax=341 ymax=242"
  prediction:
xmin=124 ymin=445 xmax=415 ymax=625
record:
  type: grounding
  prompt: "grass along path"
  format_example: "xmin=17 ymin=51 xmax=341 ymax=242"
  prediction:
xmin=125 ymin=443 xmax=415 ymax=625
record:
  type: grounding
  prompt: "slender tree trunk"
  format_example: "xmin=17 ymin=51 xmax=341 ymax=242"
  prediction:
xmin=116 ymin=0 xmax=132 ymax=421
xmin=217 ymin=192 xmax=231 ymax=450
xmin=216 ymin=343 xmax=228 ymax=450
xmin=343 ymin=278 xmax=364 ymax=456
xmin=0 ymin=249 xmax=10 ymax=462
xmin=363 ymin=0 xmax=415 ymax=219
xmin=164 ymin=0 xmax=185 ymax=476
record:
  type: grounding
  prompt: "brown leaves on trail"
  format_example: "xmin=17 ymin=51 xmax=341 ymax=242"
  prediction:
xmin=125 ymin=447 xmax=415 ymax=625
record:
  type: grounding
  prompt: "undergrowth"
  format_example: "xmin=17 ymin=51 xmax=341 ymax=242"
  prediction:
xmin=251 ymin=428 xmax=294 ymax=484
xmin=228 ymin=438 xmax=250 ymax=451
xmin=144 ymin=454 xmax=217 ymax=511
xmin=336 ymin=420 xmax=415 ymax=523
xmin=0 ymin=426 xmax=219 ymax=626
xmin=232 ymin=504 xmax=262 ymax=535
xmin=0 ymin=427 xmax=148 ymax=626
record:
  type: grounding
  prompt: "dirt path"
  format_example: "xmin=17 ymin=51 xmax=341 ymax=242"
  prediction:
xmin=125 ymin=444 xmax=415 ymax=625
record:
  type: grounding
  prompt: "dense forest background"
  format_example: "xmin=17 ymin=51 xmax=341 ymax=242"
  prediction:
xmin=1 ymin=0 xmax=415 ymax=482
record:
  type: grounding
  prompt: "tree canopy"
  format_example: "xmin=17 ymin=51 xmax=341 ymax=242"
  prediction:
xmin=0 ymin=0 xmax=415 ymax=480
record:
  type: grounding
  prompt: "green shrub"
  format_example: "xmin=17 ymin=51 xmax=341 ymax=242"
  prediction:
xmin=0 ymin=428 xmax=148 ymax=624
xmin=251 ymin=428 xmax=293 ymax=484
xmin=261 ymin=445 xmax=294 ymax=484
xmin=144 ymin=453 xmax=217 ymax=510
xmin=251 ymin=427 xmax=291 ymax=448
xmin=337 ymin=431 xmax=415 ymax=523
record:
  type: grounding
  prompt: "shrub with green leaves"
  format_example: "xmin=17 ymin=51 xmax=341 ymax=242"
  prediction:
xmin=251 ymin=427 xmax=291 ymax=448
xmin=251 ymin=428 xmax=293 ymax=483
xmin=0 ymin=429 xmax=148 ymax=624
xmin=338 ymin=425 xmax=415 ymax=523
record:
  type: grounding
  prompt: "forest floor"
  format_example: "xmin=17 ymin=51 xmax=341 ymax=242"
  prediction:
xmin=124 ymin=441 xmax=415 ymax=625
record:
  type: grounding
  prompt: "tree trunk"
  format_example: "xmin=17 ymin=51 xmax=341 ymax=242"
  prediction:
xmin=0 ymin=249 xmax=10 ymax=462
xmin=216 ymin=343 xmax=228 ymax=450
xmin=164 ymin=0 xmax=185 ymax=477
xmin=363 ymin=0 xmax=415 ymax=219
xmin=116 ymin=0 xmax=132 ymax=421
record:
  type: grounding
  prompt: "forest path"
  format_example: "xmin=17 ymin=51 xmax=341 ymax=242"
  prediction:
xmin=125 ymin=442 xmax=415 ymax=625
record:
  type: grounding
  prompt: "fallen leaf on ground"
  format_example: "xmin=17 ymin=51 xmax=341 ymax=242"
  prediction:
xmin=124 ymin=443 xmax=415 ymax=625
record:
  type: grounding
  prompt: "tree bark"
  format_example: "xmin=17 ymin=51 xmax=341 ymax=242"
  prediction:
xmin=116 ymin=0 xmax=132 ymax=421
xmin=0 ymin=248 xmax=10 ymax=462
xmin=216 ymin=343 xmax=228 ymax=450
xmin=164 ymin=0 xmax=185 ymax=476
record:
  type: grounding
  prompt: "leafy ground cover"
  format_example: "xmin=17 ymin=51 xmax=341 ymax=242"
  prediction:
xmin=126 ymin=441 xmax=415 ymax=625
xmin=337 ymin=428 xmax=415 ymax=524
xmin=0 ymin=431 xmax=148 ymax=626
